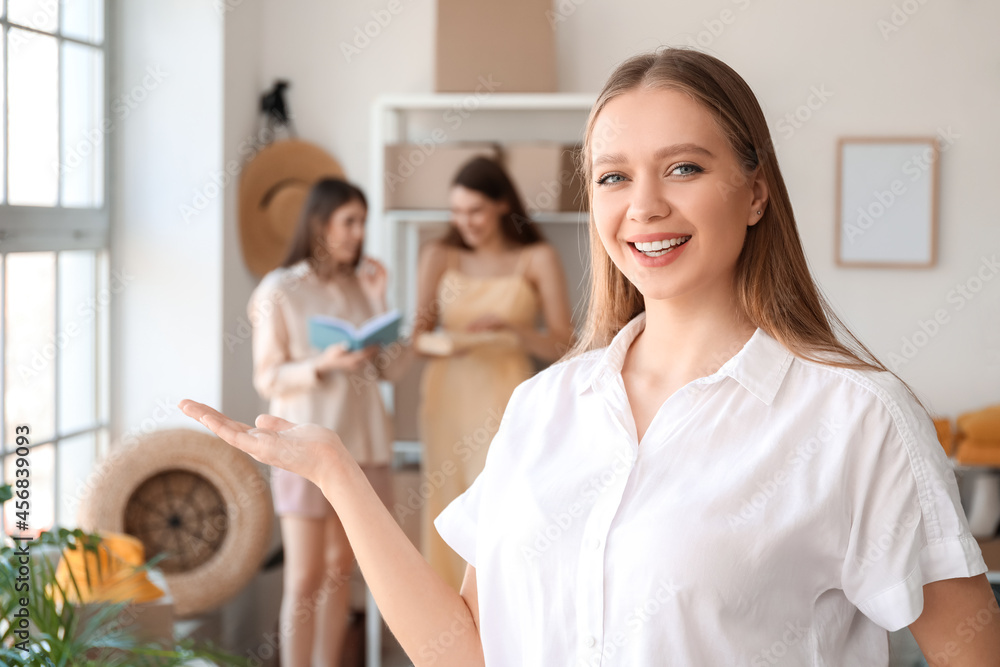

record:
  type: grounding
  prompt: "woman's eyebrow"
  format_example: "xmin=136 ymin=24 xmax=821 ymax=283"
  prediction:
xmin=592 ymin=143 xmax=715 ymax=167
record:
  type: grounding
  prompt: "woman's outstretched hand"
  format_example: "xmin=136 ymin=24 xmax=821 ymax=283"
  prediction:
xmin=177 ymin=399 xmax=348 ymax=485
xmin=357 ymin=256 xmax=388 ymax=312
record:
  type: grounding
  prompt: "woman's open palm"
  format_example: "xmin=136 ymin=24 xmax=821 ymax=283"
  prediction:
xmin=178 ymin=399 xmax=346 ymax=485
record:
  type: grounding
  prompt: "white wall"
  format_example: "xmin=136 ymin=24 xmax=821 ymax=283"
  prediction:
xmin=221 ymin=1 xmax=267 ymax=425
xmin=110 ymin=0 xmax=223 ymax=442
xmin=237 ymin=0 xmax=999 ymax=417
xmin=111 ymin=1 xmax=282 ymax=658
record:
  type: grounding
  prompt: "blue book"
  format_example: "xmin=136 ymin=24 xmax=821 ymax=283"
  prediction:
xmin=307 ymin=310 xmax=402 ymax=352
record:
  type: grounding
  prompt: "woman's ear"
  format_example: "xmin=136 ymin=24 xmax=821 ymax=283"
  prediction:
xmin=748 ymin=168 xmax=768 ymax=227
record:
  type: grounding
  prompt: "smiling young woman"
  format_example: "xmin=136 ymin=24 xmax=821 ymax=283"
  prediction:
xmin=180 ymin=48 xmax=999 ymax=667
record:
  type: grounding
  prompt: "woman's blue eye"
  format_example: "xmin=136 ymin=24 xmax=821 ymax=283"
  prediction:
xmin=673 ymin=163 xmax=703 ymax=176
xmin=596 ymin=164 xmax=702 ymax=185
xmin=595 ymin=173 xmax=625 ymax=186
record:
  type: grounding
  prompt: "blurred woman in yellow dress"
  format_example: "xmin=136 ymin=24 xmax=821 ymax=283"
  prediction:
xmin=412 ymin=156 xmax=575 ymax=591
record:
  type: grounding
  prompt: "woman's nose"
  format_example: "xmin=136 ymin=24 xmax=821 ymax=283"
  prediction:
xmin=627 ymin=173 xmax=670 ymax=223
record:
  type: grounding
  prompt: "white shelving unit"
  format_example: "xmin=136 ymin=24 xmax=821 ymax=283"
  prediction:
xmin=364 ymin=93 xmax=595 ymax=667
xmin=368 ymin=92 xmax=595 ymax=316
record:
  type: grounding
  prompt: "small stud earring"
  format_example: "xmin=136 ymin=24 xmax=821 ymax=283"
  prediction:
xmin=756 ymin=210 xmax=762 ymax=215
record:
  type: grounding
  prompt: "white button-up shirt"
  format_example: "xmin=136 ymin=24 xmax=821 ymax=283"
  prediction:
xmin=434 ymin=311 xmax=986 ymax=666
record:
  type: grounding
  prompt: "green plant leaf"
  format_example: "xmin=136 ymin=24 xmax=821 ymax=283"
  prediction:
xmin=2 ymin=529 xmax=247 ymax=666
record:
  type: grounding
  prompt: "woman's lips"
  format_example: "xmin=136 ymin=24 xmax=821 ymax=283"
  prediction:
xmin=626 ymin=236 xmax=690 ymax=267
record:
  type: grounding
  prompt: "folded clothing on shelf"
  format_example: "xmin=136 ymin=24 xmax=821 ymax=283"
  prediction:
xmin=933 ymin=417 xmax=954 ymax=456
xmin=954 ymin=405 xmax=1000 ymax=467
xmin=957 ymin=405 xmax=1000 ymax=441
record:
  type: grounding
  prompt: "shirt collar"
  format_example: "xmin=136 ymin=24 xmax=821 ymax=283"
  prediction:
xmin=579 ymin=311 xmax=794 ymax=406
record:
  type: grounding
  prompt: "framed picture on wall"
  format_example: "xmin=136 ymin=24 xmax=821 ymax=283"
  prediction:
xmin=835 ymin=136 xmax=939 ymax=268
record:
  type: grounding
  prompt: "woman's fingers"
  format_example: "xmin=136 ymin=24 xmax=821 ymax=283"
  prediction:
xmin=179 ymin=399 xmax=264 ymax=456
xmin=178 ymin=398 xmax=217 ymax=423
xmin=255 ymin=413 xmax=296 ymax=431
xmin=178 ymin=401 xmax=334 ymax=481
xmin=178 ymin=399 xmax=251 ymax=430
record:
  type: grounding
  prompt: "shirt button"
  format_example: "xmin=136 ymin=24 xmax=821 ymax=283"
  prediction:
xmin=584 ymin=635 xmax=596 ymax=648
xmin=590 ymin=537 xmax=602 ymax=550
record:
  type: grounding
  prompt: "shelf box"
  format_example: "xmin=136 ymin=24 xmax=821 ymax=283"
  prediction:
xmin=435 ymin=0 xmax=556 ymax=93
xmin=502 ymin=142 xmax=588 ymax=213
xmin=384 ymin=142 xmax=500 ymax=209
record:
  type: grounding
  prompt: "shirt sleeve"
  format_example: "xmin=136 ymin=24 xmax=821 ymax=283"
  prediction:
xmin=433 ymin=461 xmax=488 ymax=568
xmin=433 ymin=382 xmax=522 ymax=569
xmin=249 ymin=280 xmax=323 ymax=400
xmin=841 ymin=387 xmax=987 ymax=632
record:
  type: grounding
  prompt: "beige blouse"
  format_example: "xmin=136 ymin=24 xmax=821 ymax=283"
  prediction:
xmin=248 ymin=259 xmax=405 ymax=467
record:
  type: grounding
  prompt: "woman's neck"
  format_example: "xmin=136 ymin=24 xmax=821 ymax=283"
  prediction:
xmin=626 ymin=285 xmax=757 ymax=388
xmin=313 ymin=258 xmax=354 ymax=282
xmin=469 ymin=233 xmax=515 ymax=256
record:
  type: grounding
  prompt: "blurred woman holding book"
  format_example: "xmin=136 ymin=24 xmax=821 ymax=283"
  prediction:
xmin=248 ymin=177 xmax=406 ymax=666
xmin=411 ymin=156 xmax=576 ymax=592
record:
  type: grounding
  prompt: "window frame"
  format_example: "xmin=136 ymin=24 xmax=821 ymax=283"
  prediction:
xmin=0 ymin=0 xmax=111 ymax=533
xmin=0 ymin=0 xmax=111 ymax=254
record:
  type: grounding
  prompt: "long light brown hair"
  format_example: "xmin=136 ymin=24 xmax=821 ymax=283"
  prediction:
xmin=568 ymin=47 xmax=917 ymax=401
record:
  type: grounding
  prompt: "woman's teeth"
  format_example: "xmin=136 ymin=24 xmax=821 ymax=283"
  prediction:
xmin=632 ymin=236 xmax=691 ymax=257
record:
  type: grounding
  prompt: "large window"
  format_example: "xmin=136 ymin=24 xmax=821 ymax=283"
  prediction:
xmin=1 ymin=0 xmax=109 ymax=535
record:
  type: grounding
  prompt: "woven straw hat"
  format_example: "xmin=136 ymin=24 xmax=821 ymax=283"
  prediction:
xmin=238 ymin=139 xmax=345 ymax=277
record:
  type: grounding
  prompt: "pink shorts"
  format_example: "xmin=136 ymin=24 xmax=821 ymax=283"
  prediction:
xmin=270 ymin=465 xmax=394 ymax=519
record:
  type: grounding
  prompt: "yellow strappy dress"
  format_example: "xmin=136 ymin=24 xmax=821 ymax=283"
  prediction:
xmin=419 ymin=245 xmax=540 ymax=591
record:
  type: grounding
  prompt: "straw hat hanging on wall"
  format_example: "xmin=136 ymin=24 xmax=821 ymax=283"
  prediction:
xmin=238 ymin=139 xmax=345 ymax=277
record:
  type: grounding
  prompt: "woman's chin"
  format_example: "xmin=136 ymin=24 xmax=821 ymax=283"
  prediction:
xmin=334 ymin=249 xmax=360 ymax=264
xmin=619 ymin=269 xmax=691 ymax=302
